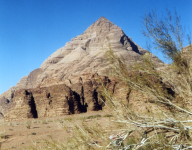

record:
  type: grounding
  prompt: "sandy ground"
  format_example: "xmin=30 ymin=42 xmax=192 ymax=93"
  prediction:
xmin=0 ymin=111 xmax=113 ymax=150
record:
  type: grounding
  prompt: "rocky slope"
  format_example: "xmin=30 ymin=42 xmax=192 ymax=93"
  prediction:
xmin=0 ymin=17 xmax=164 ymax=120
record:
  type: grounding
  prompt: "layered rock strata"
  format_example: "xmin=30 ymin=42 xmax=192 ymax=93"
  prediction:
xmin=4 ymin=74 xmax=115 ymax=121
xmin=0 ymin=97 xmax=13 ymax=119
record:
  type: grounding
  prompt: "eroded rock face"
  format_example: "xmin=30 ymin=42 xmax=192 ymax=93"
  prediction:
xmin=37 ymin=17 xmax=162 ymax=88
xmin=3 ymin=90 xmax=35 ymax=120
xmin=0 ymin=97 xmax=13 ymax=118
xmin=1 ymin=17 xmax=164 ymax=120
xmin=4 ymin=74 xmax=116 ymax=121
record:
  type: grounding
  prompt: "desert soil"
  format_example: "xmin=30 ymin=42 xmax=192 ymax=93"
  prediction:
xmin=0 ymin=111 xmax=113 ymax=150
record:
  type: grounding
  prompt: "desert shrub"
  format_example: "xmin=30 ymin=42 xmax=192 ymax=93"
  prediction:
xmin=97 ymin=9 xmax=192 ymax=149
xmin=103 ymin=114 xmax=113 ymax=118
xmin=65 ymin=9 xmax=192 ymax=149
xmin=32 ymin=118 xmax=37 ymax=124
xmin=41 ymin=120 xmax=48 ymax=124
xmin=87 ymin=114 xmax=102 ymax=119
xmin=31 ymin=132 xmax=36 ymax=135
xmin=25 ymin=121 xmax=32 ymax=129
xmin=0 ymin=130 xmax=8 ymax=139
xmin=64 ymin=116 xmax=74 ymax=122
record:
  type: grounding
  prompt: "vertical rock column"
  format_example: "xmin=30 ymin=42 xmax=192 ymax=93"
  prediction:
xmin=32 ymin=84 xmax=83 ymax=117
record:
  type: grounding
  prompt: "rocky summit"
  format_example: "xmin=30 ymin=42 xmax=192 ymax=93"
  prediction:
xmin=0 ymin=17 xmax=163 ymax=120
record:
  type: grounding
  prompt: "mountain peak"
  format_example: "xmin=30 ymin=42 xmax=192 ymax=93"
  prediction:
xmin=97 ymin=16 xmax=111 ymax=22
xmin=82 ymin=16 xmax=120 ymax=38
xmin=92 ymin=16 xmax=114 ymax=27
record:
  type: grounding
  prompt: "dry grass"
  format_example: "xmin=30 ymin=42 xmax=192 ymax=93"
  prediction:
xmin=0 ymin=112 xmax=112 ymax=150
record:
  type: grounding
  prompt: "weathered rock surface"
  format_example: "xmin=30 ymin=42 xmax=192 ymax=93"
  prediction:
xmin=0 ymin=97 xmax=13 ymax=118
xmin=1 ymin=17 xmax=164 ymax=120
xmin=37 ymin=17 xmax=162 ymax=88
xmin=4 ymin=74 xmax=115 ymax=121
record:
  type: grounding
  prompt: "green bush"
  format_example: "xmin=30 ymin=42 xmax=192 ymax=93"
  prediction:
xmin=103 ymin=114 xmax=113 ymax=118
xmin=31 ymin=132 xmax=36 ymax=135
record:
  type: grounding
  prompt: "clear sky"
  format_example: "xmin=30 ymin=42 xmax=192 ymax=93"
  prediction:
xmin=0 ymin=0 xmax=192 ymax=95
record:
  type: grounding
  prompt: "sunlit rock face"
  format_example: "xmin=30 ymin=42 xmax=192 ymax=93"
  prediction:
xmin=0 ymin=97 xmax=13 ymax=119
xmin=4 ymin=74 xmax=116 ymax=121
xmin=1 ymin=17 xmax=164 ymax=120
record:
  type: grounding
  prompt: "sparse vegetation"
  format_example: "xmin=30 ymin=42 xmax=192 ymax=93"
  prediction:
xmin=63 ymin=116 xmax=74 ymax=122
xmin=0 ymin=130 xmax=8 ymax=139
xmin=103 ymin=114 xmax=113 ymax=118
xmin=10 ymin=145 xmax=15 ymax=149
xmin=87 ymin=114 xmax=102 ymax=119
xmin=41 ymin=119 xmax=48 ymax=124
xmin=47 ymin=118 xmax=53 ymax=122
xmin=31 ymin=132 xmax=36 ymax=135
xmin=32 ymin=119 xmax=37 ymax=124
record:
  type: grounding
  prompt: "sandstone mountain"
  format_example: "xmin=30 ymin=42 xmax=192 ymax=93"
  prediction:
xmin=0 ymin=17 xmax=163 ymax=120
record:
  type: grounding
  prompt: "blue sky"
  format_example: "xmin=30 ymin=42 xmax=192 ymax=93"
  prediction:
xmin=0 ymin=0 xmax=192 ymax=94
